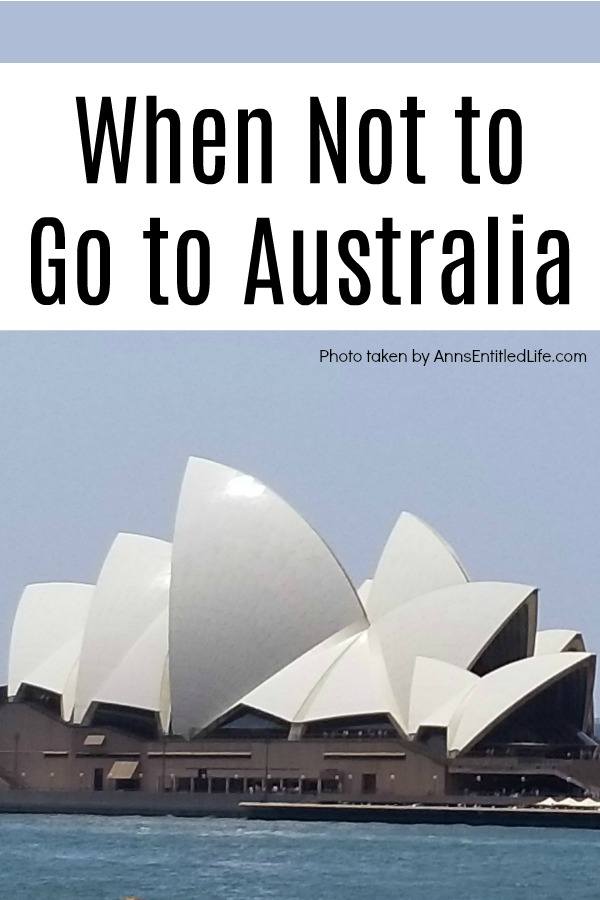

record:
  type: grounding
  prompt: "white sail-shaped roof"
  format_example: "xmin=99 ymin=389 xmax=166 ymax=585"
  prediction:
xmin=358 ymin=579 xmax=372 ymax=608
xmin=408 ymin=657 xmax=479 ymax=736
xmin=6 ymin=454 xmax=594 ymax=759
xmin=447 ymin=652 xmax=595 ymax=756
xmin=535 ymin=629 xmax=585 ymax=654
xmin=294 ymin=629 xmax=402 ymax=728
xmin=8 ymin=582 xmax=94 ymax=720
xmin=169 ymin=457 xmax=366 ymax=735
xmin=73 ymin=533 xmax=170 ymax=726
xmin=372 ymin=582 xmax=537 ymax=731
xmin=366 ymin=513 xmax=468 ymax=621
xmin=241 ymin=624 xmax=362 ymax=723
xmin=84 ymin=608 xmax=170 ymax=731
xmin=240 ymin=582 xmax=536 ymax=735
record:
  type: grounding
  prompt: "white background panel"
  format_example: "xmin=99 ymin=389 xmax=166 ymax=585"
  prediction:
xmin=0 ymin=63 xmax=597 ymax=329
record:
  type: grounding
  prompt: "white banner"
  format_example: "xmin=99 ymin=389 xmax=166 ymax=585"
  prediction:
xmin=0 ymin=63 xmax=597 ymax=329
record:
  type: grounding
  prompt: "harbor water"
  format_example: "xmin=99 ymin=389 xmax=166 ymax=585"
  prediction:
xmin=0 ymin=814 xmax=598 ymax=899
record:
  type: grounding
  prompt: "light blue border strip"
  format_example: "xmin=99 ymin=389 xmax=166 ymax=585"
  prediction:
xmin=0 ymin=1 xmax=598 ymax=62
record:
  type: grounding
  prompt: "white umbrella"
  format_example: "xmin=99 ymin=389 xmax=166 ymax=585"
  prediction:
xmin=578 ymin=797 xmax=600 ymax=809
xmin=536 ymin=797 xmax=558 ymax=807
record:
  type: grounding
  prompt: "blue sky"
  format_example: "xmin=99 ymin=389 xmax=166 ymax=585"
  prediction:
xmin=0 ymin=331 xmax=598 ymax=695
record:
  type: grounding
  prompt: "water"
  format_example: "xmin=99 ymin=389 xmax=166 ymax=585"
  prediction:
xmin=0 ymin=814 xmax=598 ymax=899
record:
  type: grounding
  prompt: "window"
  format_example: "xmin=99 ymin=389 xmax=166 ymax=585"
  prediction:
xmin=361 ymin=773 xmax=377 ymax=794
xmin=208 ymin=707 xmax=290 ymax=739
xmin=246 ymin=777 xmax=264 ymax=793
xmin=471 ymin=603 xmax=531 ymax=676
xmin=321 ymin=776 xmax=342 ymax=794
xmin=282 ymin=778 xmax=301 ymax=793
xmin=301 ymin=778 xmax=318 ymax=794
xmin=93 ymin=768 xmax=103 ymax=791
xmin=211 ymin=776 xmax=227 ymax=793
xmin=90 ymin=703 xmax=159 ymax=739
xmin=304 ymin=715 xmax=397 ymax=739
xmin=114 ymin=778 xmax=140 ymax=792
xmin=194 ymin=769 xmax=209 ymax=793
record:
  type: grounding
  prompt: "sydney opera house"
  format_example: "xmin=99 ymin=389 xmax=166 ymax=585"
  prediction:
xmin=0 ymin=456 xmax=599 ymax=809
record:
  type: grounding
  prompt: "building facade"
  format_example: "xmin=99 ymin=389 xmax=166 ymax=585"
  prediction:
xmin=1 ymin=457 xmax=598 ymax=808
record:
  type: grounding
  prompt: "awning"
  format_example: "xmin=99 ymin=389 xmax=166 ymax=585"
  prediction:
xmin=84 ymin=734 xmax=106 ymax=747
xmin=107 ymin=761 xmax=139 ymax=780
xmin=555 ymin=797 xmax=580 ymax=808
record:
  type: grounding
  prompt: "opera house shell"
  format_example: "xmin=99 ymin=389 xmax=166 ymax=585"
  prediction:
xmin=1 ymin=457 xmax=598 ymax=804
